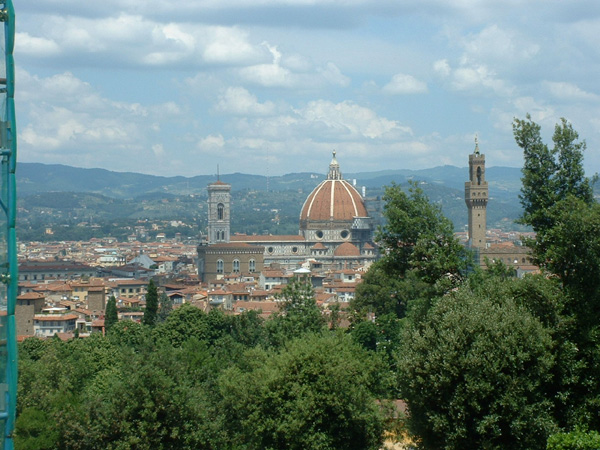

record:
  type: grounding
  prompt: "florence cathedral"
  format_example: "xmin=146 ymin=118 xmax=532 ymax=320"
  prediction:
xmin=197 ymin=152 xmax=378 ymax=281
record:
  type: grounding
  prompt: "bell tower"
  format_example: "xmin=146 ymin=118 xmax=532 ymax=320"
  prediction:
xmin=464 ymin=136 xmax=488 ymax=249
xmin=207 ymin=180 xmax=231 ymax=244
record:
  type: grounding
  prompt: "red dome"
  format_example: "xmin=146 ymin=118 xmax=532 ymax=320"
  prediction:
xmin=334 ymin=242 xmax=360 ymax=257
xmin=300 ymin=179 xmax=367 ymax=222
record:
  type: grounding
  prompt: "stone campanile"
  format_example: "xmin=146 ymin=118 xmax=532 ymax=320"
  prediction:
xmin=464 ymin=137 xmax=488 ymax=249
xmin=207 ymin=180 xmax=231 ymax=244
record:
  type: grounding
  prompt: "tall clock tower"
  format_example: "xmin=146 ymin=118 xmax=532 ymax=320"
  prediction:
xmin=207 ymin=180 xmax=231 ymax=244
xmin=464 ymin=137 xmax=488 ymax=249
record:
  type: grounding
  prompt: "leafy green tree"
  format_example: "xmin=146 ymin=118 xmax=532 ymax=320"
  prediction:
xmin=104 ymin=295 xmax=118 ymax=331
xmin=513 ymin=114 xmax=595 ymax=235
xmin=265 ymin=277 xmax=325 ymax=347
xmin=14 ymin=408 xmax=59 ymax=450
xmin=514 ymin=115 xmax=600 ymax=425
xmin=399 ymin=281 xmax=557 ymax=450
xmin=547 ymin=429 xmax=600 ymax=450
xmin=219 ymin=332 xmax=386 ymax=450
xmin=353 ymin=261 xmax=427 ymax=318
xmin=353 ymin=182 xmax=469 ymax=320
xmin=143 ymin=278 xmax=158 ymax=327
xmin=156 ymin=303 xmax=229 ymax=347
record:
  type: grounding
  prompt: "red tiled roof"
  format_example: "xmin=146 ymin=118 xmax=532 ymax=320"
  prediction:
xmin=230 ymin=234 xmax=305 ymax=242
xmin=34 ymin=314 xmax=78 ymax=321
xmin=17 ymin=292 xmax=45 ymax=300
xmin=334 ymin=242 xmax=360 ymax=257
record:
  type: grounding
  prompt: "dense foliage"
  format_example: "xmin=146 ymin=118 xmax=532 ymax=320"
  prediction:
xmin=399 ymin=276 xmax=557 ymax=450
xmin=16 ymin=286 xmax=390 ymax=450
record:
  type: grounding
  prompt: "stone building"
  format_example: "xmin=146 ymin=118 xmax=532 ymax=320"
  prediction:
xmin=464 ymin=138 xmax=534 ymax=270
xmin=464 ymin=137 xmax=488 ymax=250
xmin=197 ymin=152 xmax=377 ymax=280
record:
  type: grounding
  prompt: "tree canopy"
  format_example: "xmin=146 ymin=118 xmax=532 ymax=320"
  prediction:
xmin=398 ymin=278 xmax=557 ymax=450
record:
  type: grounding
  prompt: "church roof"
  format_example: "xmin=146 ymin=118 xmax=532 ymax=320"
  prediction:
xmin=333 ymin=242 xmax=360 ymax=257
xmin=300 ymin=151 xmax=367 ymax=222
xmin=230 ymin=234 xmax=305 ymax=242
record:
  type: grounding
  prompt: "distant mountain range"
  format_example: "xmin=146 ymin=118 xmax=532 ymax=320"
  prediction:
xmin=16 ymin=162 xmax=529 ymax=233
xmin=18 ymin=162 xmax=524 ymax=200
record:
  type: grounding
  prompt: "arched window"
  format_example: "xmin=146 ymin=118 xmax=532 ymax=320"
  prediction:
xmin=233 ymin=259 xmax=240 ymax=273
xmin=217 ymin=259 xmax=224 ymax=273
xmin=476 ymin=166 xmax=482 ymax=185
xmin=217 ymin=203 xmax=225 ymax=220
xmin=249 ymin=259 xmax=256 ymax=273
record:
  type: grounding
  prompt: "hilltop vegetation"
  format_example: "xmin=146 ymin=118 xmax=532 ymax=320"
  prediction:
xmin=16 ymin=163 xmax=527 ymax=242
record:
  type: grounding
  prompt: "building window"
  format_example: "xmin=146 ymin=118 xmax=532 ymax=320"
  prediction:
xmin=316 ymin=230 xmax=324 ymax=239
xmin=341 ymin=230 xmax=349 ymax=239
xmin=268 ymin=246 xmax=274 ymax=254
xmin=233 ymin=259 xmax=240 ymax=273
xmin=249 ymin=259 xmax=256 ymax=272
xmin=292 ymin=246 xmax=298 ymax=253
xmin=217 ymin=203 xmax=225 ymax=220
xmin=217 ymin=259 xmax=224 ymax=274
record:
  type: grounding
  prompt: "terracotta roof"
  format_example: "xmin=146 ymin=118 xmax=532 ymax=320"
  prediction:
xmin=34 ymin=314 xmax=79 ymax=321
xmin=300 ymin=179 xmax=367 ymax=222
xmin=312 ymin=242 xmax=327 ymax=249
xmin=209 ymin=242 xmax=258 ymax=248
xmin=334 ymin=242 xmax=360 ymax=257
xmin=230 ymin=234 xmax=305 ymax=242
xmin=17 ymin=292 xmax=45 ymax=300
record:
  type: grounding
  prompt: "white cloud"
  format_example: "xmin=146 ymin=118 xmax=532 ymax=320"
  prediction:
xmin=382 ymin=73 xmax=427 ymax=94
xmin=239 ymin=42 xmax=351 ymax=89
xmin=20 ymin=14 xmax=263 ymax=68
xmin=202 ymin=27 xmax=261 ymax=64
xmin=461 ymin=25 xmax=539 ymax=67
xmin=152 ymin=144 xmax=165 ymax=156
xmin=318 ymin=62 xmax=351 ymax=88
xmin=296 ymin=100 xmax=411 ymax=139
xmin=239 ymin=43 xmax=295 ymax=87
xmin=434 ymin=58 xmax=514 ymax=97
xmin=17 ymin=70 xmax=183 ymax=173
xmin=433 ymin=59 xmax=451 ymax=77
xmin=198 ymin=134 xmax=225 ymax=150
xmin=543 ymin=81 xmax=600 ymax=102
xmin=16 ymin=32 xmax=61 ymax=57
xmin=216 ymin=87 xmax=276 ymax=115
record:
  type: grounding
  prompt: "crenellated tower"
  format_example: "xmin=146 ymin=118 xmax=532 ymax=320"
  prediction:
xmin=464 ymin=137 xmax=488 ymax=249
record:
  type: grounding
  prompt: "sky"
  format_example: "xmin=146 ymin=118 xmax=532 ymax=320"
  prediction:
xmin=14 ymin=0 xmax=600 ymax=177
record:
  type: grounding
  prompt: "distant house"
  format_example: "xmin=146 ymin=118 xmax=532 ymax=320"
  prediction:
xmin=109 ymin=279 xmax=146 ymax=299
xmin=34 ymin=314 xmax=78 ymax=337
xmin=18 ymin=261 xmax=96 ymax=282
xmin=16 ymin=292 xmax=46 ymax=337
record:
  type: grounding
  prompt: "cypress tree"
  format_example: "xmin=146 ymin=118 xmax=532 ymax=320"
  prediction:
xmin=143 ymin=279 xmax=158 ymax=327
xmin=105 ymin=295 xmax=118 ymax=331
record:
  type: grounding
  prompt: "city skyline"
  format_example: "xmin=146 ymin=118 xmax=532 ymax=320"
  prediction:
xmin=17 ymin=1 xmax=600 ymax=177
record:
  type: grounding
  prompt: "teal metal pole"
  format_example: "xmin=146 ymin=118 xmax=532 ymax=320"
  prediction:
xmin=1 ymin=1 xmax=17 ymax=448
